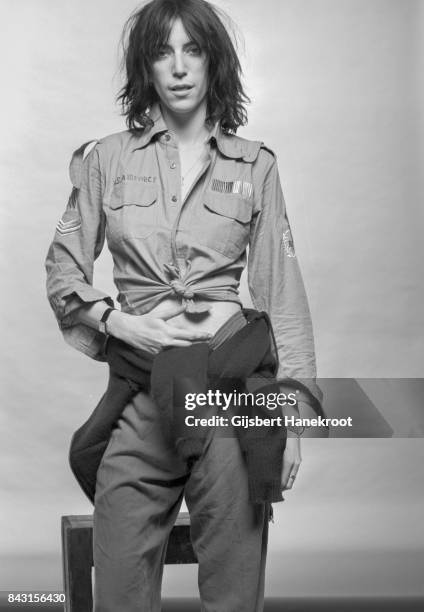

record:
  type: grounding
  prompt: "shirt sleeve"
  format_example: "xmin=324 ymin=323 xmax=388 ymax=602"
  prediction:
xmin=248 ymin=151 xmax=323 ymax=411
xmin=45 ymin=141 xmax=114 ymax=360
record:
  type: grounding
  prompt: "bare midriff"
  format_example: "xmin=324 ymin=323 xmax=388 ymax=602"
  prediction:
xmin=146 ymin=297 xmax=242 ymax=336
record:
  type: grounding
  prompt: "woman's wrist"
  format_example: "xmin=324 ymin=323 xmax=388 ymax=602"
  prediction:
xmin=105 ymin=309 xmax=129 ymax=340
xmin=286 ymin=429 xmax=302 ymax=439
xmin=73 ymin=300 xmax=114 ymax=330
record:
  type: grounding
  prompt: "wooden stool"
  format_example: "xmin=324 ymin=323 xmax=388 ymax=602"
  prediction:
xmin=61 ymin=512 xmax=197 ymax=612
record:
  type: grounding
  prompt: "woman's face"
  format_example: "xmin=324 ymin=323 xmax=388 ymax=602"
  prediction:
xmin=151 ymin=18 xmax=208 ymax=119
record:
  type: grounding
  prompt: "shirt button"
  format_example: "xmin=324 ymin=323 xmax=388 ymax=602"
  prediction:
xmin=171 ymin=195 xmax=177 ymax=203
xmin=170 ymin=162 xmax=177 ymax=169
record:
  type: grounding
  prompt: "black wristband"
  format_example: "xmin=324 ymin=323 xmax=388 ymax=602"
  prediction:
xmin=98 ymin=307 xmax=116 ymax=335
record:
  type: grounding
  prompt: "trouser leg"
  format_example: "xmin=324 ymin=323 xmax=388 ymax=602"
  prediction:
xmin=92 ymin=391 xmax=188 ymax=612
xmin=185 ymin=432 xmax=270 ymax=612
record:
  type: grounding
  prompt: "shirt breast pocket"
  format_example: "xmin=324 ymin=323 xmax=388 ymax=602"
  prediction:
xmin=202 ymin=191 xmax=253 ymax=259
xmin=106 ymin=182 xmax=158 ymax=240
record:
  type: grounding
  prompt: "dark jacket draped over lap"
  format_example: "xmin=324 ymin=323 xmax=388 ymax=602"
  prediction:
xmin=69 ymin=309 xmax=324 ymax=505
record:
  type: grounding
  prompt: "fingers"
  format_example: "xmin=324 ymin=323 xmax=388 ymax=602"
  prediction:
xmin=166 ymin=338 xmax=197 ymax=348
xmin=281 ymin=460 xmax=301 ymax=491
xmin=164 ymin=323 xmax=212 ymax=342
xmin=281 ymin=461 xmax=293 ymax=490
xmin=281 ymin=436 xmax=302 ymax=490
xmin=284 ymin=467 xmax=300 ymax=490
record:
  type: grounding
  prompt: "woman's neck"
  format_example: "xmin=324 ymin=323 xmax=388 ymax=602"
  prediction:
xmin=160 ymin=102 xmax=210 ymax=147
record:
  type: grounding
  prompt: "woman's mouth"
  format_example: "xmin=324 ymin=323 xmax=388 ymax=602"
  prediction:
xmin=170 ymin=84 xmax=193 ymax=91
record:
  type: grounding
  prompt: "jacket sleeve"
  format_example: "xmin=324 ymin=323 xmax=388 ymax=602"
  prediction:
xmin=45 ymin=141 xmax=114 ymax=360
xmin=248 ymin=151 xmax=323 ymax=412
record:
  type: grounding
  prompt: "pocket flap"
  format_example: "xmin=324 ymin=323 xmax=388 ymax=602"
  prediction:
xmin=204 ymin=191 xmax=252 ymax=223
xmin=109 ymin=183 xmax=157 ymax=209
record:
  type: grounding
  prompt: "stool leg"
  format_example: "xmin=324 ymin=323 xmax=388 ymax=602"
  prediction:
xmin=62 ymin=517 xmax=94 ymax=612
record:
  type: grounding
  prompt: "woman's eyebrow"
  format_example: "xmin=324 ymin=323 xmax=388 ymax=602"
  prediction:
xmin=183 ymin=41 xmax=203 ymax=52
xmin=161 ymin=41 xmax=200 ymax=50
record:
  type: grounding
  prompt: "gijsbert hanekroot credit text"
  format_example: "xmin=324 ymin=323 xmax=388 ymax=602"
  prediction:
xmin=183 ymin=390 xmax=354 ymax=429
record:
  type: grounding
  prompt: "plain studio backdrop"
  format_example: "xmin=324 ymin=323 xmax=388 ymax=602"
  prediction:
xmin=1 ymin=0 xmax=423 ymax=600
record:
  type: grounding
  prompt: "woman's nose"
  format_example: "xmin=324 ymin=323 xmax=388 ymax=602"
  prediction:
xmin=172 ymin=52 xmax=187 ymax=78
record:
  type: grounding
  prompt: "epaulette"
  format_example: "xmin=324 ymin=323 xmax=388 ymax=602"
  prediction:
xmin=259 ymin=144 xmax=276 ymax=158
xmin=241 ymin=141 xmax=263 ymax=163
xmin=215 ymin=131 xmax=276 ymax=163
xmin=68 ymin=140 xmax=99 ymax=188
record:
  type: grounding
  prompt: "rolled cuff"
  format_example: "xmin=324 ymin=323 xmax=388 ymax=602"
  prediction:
xmin=61 ymin=285 xmax=113 ymax=321
xmin=51 ymin=286 xmax=114 ymax=362
xmin=282 ymin=400 xmax=314 ymax=436
xmin=276 ymin=377 xmax=324 ymax=423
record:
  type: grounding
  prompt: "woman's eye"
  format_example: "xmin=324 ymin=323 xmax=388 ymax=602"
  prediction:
xmin=156 ymin=47 xmax=170 ymax=59
xmin=186 ymin=45 xmax=201 ymax=56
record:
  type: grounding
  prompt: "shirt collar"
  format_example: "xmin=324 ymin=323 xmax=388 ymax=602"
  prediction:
xmin=131 ymin=104 xmax=168 ymax=150
xmin=205 ymin=121 xmax=249 ymax=160
xmin=132 ymin=103 xmax=244 ymax=160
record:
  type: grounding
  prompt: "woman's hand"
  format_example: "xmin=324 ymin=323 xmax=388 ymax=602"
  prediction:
xmin=107 ymin=302 xmax=212 ymax=353
xmin=281 ymin=432 xmax=302 ymax=491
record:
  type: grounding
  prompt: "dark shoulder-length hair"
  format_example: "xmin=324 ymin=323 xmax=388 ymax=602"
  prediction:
xmin=117 ymin=0 xmax=250 ymax=132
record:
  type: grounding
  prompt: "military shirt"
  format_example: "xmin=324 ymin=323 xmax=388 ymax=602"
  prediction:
xmin=45 ymin=105 xmax=318 ymax=397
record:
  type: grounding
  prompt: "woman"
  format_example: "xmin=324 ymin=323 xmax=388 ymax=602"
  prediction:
xmin=46 ymin=0 xmax=322 ymax=610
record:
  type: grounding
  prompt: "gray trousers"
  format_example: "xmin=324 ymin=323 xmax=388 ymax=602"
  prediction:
xmin=93 ymin=314 xmax=271 ymax=611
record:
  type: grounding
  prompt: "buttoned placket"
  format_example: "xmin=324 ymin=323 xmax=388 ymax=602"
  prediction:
xmin=157 ymin=131 xmax=217 ymax=284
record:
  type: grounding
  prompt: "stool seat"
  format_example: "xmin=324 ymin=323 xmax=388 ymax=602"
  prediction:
xmin=61 ymin=512 xmax=197 ymax=612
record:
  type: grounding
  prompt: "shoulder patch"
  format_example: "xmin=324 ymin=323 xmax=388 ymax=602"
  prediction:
xmin=56 ymin=209 xmax=81 ymax=236
xmin=282 ymin=228 xmax=296 ymax=258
